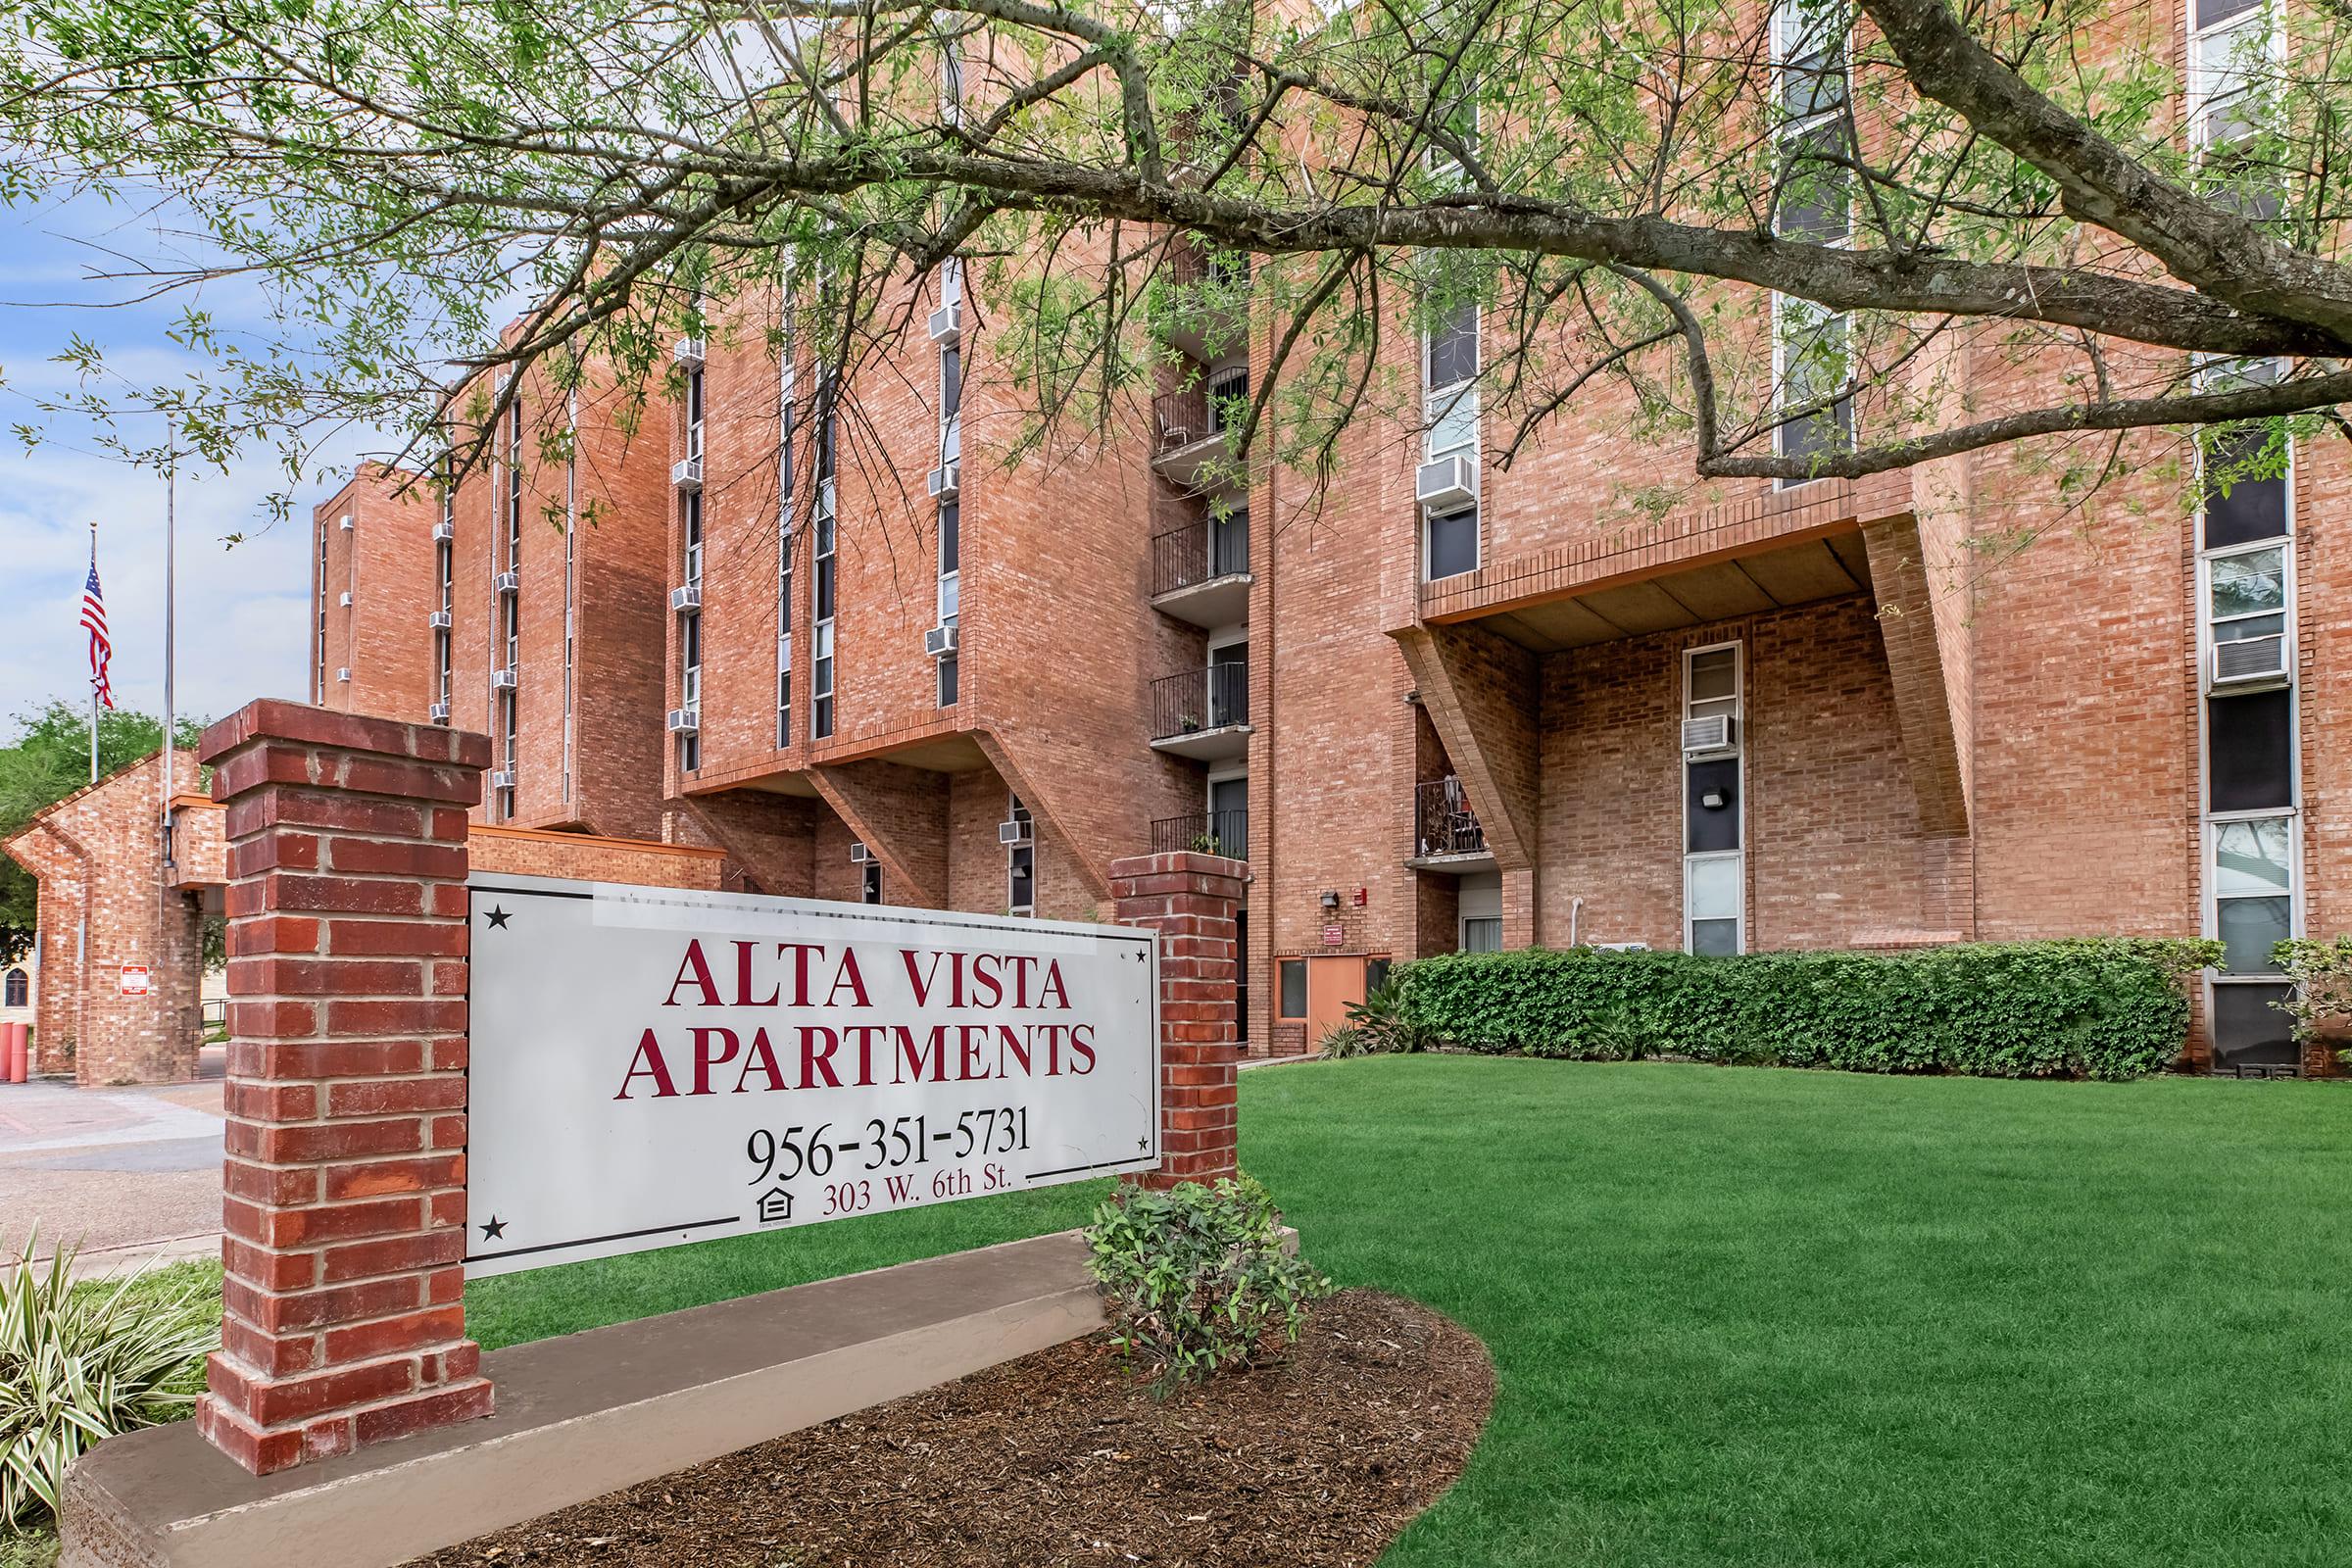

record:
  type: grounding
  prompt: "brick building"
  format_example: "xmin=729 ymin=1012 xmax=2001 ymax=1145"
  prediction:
xmin=312 ymin=24 xmax=2331 ymax=1078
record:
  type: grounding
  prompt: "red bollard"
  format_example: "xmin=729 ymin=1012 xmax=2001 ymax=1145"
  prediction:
xmin=3 ymin=1022 xmax=25 ymax=1083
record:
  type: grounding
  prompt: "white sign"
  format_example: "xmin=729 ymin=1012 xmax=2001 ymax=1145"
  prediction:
xmin=464 ymin=875 xmax=1160 ymax=1277
xmin=118 ymin=964 xmax=151 ymax=997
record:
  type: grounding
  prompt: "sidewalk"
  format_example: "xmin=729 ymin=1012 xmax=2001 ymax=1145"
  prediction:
xmin=0 ymin=1050 xmax=225 ymax=1280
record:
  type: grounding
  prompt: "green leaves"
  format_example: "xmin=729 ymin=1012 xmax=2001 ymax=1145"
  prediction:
xmin=0 ymin=1237 xmax=219 ymax=1530
xmin=1083 ymin=1175 xmax=1331 ymax=1392
xmin=1397 ymin=938 xmax=2221 ymax=1080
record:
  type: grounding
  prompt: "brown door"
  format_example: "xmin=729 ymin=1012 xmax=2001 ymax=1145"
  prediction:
xmin=1304 ymin=956 xmax=1367 ymax=1048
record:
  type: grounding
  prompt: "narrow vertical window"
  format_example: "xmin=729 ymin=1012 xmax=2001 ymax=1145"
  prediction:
xmin=1006 ymin=795 xmax=1036 ymax=914
xmin=1421 ymin=296 xmax=1480 ymax=580
xmin=777 ymin=344 xmax=796 ymax=749
xmin=1683 ymin=643 xmax=1743 ymax=956
xmin=812 ymin=400 xmax=837 ymax=741
xmin=1771 ymin=0 xmax=1853 ymax=475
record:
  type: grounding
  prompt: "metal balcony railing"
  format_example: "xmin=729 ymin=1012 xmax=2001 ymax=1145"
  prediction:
xmin=1151 ymin=808 xmax=1249 ymax=861
xmin=1151 ymin=662 xmax=1250 ymax=740
xmin=1151 ymin=509 xmax=1250 ymax=597
xmin=1414 ymin=776 xmax=1488 ymax=859
xmin=1152 ymin=370 xmax=1249 ymax=456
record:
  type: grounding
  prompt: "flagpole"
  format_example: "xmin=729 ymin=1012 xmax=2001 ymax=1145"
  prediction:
xmin=88 ymin=520 xmax=99 ymax=785
xmin=161 ymin=421 xmax=178 ymax=873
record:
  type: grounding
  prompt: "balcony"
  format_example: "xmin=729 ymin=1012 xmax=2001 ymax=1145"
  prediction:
xmin=1152 ymin=807 xmax=1249 ymax=861
xmin=1408 ymin=776 xmax=1492 ymax=869
xmin=1149 ymin=663 xmax=1250 ymax=761
xmin=1151 ymin=368 xmax=1249 ymax=493
xmin=1153 ymin=239 xmax=1251 ymax=366
xmin=1150 ymin=508 xmax=1251 ymax=627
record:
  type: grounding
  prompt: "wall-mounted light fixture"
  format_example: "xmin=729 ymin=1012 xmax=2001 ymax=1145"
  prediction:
xmin=1319 ymin=890 xmax=1341 ymax=909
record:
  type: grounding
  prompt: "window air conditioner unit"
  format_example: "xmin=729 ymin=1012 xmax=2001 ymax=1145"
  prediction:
xmin=489 ymin=769 xmax=516 ymax=791
xmin=428 ymin=701 xmax=451 ymax=723
xmin=927 ymin=464 xmax=959 ymax=500
xmin=672 ymin=457 xmax=704 ymax=490
xmin=338 ymin=514 xmax=353 ymax=531
xmin=432 ymin=520 xmax=454 ymax=543
xmin=339 ymin=592 xmax=353 ymax=608
xmin=927 ymin=302 xmax=962 ymax=345
xmin=1681 ymin=714 xmax=1738 ymax=758
xmin=495 ymin=569 xmax=520 ymax=595
xmin=849 ymin=842 xmax=874 ymax=865
xmin=670 ymin=584 xmax=703 ymax=612
xmin=335 ymin=666 xmax=351 ymax=684
xmin=666 ymin=708 xmax=700 ymax=735
xmin=492 ymin=665 xmax=519 ymax=690
xmin=1415 ymin=454 xmax=1478 ymax=511
xmin=428 ymin=610 xmax=452 ymax=630
xmin=2210 ymin=633 xmax=2290 ymax=691
xmin=674 ymin=337 xmax=707 ymax=367
xmin=998 ymin=819 xmax=1032 ymax=848
xmin=924 ymin=623 xmax=959 ymax=659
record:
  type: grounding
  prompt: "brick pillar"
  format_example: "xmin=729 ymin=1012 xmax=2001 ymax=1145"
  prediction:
xmin=194 ymin=700 xmax=492 ymax=1476
xmin=1110 ymin=851 xmax=1244 ymax=1188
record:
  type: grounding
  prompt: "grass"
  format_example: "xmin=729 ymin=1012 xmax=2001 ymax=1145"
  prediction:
xmin=12 ymin=1060 xmax=2347 ymax=1567
xmin=1243 ymin=1056 xmax=2352 ymax=1568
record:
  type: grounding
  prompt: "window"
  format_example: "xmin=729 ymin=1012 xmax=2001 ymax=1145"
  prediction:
xmin=1773 ymin=0 xmax=1851 ymax=242
xmin=1684 ymin=643 xmax=1745 ymax=955
xmin=1774 ymin=294 xmax=1852 ymax=467
xmin=498 ymin=689 xmax=517 ymax=821
xmin=686 ymin=366 xmax=705 ymax=461
xmin=938 ymin=498 xmax=960 ymax=625
xmin=1206 ymin=366 xmax=1249 ymax=439
xmin=503 ymin=593 xmax=519 ymax=674
xmin=1277 ymin=959 xmax=1306 ymax=1020
xmin=940 ymin=343 xmax=962 ymax=465
xmin=506 ymin=390 xmax=523 ymax=570
xmin=1006 ymin=795 xmax=1035 ymax=913
xmin=861 ymin=860 xmax=883 ymax=905
xmin=1209 ymin=640 xmax=1249 ymax=728
xmin=1422 ymin=296 xmax=1481 ymax=581
xmin=3 ymin=968 xmax=25 ymax=1008
xmin=2201 ymin=425 xmax=2288 ymax=548
xmin=938 ymin=654 xmax=958 ymax=707
xmin=1207 ymin=773 xmax=1248 ymax=858
xmin=315 ymin=526 xmax=327 ymax=700
xmin=684 ymin=488 xmax=704 ymax=586
xmin=813 ymin=398 xmax=837 ymax=739
xmin=1460 ymin=918 xmax=1503 ymax=953
xmin=1423 ymin=74 xmax=1480 ymax=179
xmin=2189 ymin=0 xmax=2276 ymax=154
xmin=778 ymin=352 xmax=796 ymax=749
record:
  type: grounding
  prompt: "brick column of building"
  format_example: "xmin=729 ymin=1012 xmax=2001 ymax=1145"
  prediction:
xmin=194 ymin=699 xmax=493 ymax=1476
xmin=1110 ymin=851 xmax=1245 ymax=1188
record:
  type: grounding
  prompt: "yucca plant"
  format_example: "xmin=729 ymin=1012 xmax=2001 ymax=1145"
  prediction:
xmin=1 ymin=1236 xmax=217 ymax=1528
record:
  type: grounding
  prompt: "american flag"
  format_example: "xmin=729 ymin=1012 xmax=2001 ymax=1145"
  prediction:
xmin=80 ymin=542 xmax=114 ymax=710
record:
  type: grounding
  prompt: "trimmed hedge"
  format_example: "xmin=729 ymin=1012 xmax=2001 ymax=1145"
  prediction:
xmin=1394 ymin=939 xmax=2220 ymax=1081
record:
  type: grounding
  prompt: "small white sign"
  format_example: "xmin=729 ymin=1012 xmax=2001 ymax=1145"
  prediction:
xmin=464 ymin=875 xmax=1160 ymax=1277
xmin=118 ymin=964 xmax=152 ymax=997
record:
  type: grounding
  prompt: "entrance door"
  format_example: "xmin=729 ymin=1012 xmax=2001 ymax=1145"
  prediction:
xmin=1304 ymin=956 xmax=1366 ymax=1049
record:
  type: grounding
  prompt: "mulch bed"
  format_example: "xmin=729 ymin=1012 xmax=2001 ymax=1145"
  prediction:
xmin=411 ymin=1289 xmax=1494 ymax=1568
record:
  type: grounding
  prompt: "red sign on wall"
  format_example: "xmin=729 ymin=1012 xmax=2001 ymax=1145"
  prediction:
xmin=118 ymin=964 xmax=152 ymax=997
xmin=1322 ymin=925 xmax=1344 ymax=947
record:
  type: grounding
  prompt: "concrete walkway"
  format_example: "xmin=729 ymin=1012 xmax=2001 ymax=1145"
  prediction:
xmin=0 ymin=1054 xmax=224 ymax=1279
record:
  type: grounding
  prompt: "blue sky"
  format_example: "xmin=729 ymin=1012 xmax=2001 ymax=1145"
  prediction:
xmin=0 ymin=187 xmax=371 ymax=736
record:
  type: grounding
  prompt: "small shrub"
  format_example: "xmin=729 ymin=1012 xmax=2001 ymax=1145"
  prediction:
xmin=1083 ymin=1175 xmax=1331 ymax=1389
xmin=1 ymin=1238 xmax=217 ymax=1529
xmin=1318 ymin=1022 xmax=1372 ymax=1057
xmin=1395 ymin=939 xmax=2222 ymax=1081
xmin=1342 ymin=974 xmax=1430 ymax=1055
xmin=2274 ymin=937 xmax=2352 ymax=1065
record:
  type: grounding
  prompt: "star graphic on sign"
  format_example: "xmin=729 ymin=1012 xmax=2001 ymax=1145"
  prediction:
xmin=1138 ymin=1136 xmax=1150 ymax=1151
xmin=479 ymin=1216 xmax=507 ymax=1241
xmin=483 ymin=906 xmax=513 ymax=929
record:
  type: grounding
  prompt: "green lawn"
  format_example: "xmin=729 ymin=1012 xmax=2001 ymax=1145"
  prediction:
xmin=1245 ymin=1056 xmax=2351 ymax=1568
xmin=13 ymin=1058 xmax=2346 ymax=1568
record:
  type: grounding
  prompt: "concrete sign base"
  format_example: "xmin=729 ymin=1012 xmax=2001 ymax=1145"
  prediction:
xmin=61 ymin=1230 xmax=1105 ymax=1568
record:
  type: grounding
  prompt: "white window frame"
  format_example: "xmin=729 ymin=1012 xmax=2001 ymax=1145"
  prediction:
xmin=686 ymin=365 xmax=706 ymax=462
xmin=1204 ymin=765 xmax=1249 ymax=858
xmin=1771 ymin=293 xmax=1851 ymax=482
xmin=2195 ymin=419 xmax=2303 ymax=1047
xmin=684 ymin=488 xmax=705 ymax=587
xmin=1006 ymin=794 xmax=1036 ymax=915
xmin=1682 ymin=640 xmax=1746 ymax=956
xmin=2188 ymin=0 xmax=2280 ymax=155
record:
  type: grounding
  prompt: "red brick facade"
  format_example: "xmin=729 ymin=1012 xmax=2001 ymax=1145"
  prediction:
xmin=196 ymin=700 xmax=492 ymax=1474
xmin=1 ymin=752 xmax=207 ymax=1084
xmin=312 ymin=466 xmax=436 ymax=722
xmin=312 ymin=264 xmax=2335 ymax=1075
